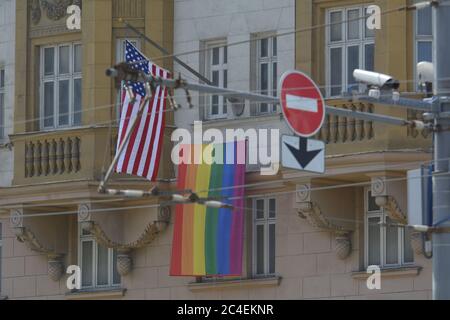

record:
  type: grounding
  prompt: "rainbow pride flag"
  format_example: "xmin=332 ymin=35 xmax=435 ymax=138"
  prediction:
xmin=170 ymin=141 xmax=246 ymax=277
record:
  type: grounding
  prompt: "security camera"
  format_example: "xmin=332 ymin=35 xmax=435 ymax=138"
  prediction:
xmin=417 ymin=61 xmax=434 ymax=96
xmin=353 ymin=69 xmax=400 ymax=90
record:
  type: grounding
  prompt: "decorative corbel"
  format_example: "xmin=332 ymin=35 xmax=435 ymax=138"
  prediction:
xmin=78 ymin=204 xmax=171 ymax=276
xmin=10 ymin=209 xmax=64 ymax=281
xmin=296 ymin=185 xmax=353 ymax=260
xmin=371 ymin=177 xmax=407 ymax=224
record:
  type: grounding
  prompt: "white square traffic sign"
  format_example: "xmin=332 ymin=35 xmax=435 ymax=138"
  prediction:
xmin=281 ymin=135 xmax=325 ymax=174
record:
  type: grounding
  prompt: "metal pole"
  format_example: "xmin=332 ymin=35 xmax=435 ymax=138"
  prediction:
xmin=106 ymin=66 xmax=420 ymax=127
xmin=99 ymin=91 xmax=151 ymax=191
xmin=432 ymin=0 xmax=450 ymax=300
xmin=120 ymin=19 xmax=213 ymax=86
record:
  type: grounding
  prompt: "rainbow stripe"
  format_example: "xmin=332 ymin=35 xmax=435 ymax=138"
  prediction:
xmin=170 ymin=141 xmax=246 ymax=277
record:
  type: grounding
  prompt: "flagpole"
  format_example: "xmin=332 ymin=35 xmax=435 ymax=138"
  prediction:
xmin=98 ymin=86 xmax=152 ymax=193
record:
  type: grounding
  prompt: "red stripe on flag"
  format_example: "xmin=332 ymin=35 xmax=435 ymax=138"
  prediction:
xmin=170 ymin=160 xmax=187 ymax=276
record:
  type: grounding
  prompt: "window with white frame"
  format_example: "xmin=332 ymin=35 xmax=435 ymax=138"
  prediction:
xmin=253 ymin=198 xmax=276 ymax=276
xmin=415 ymin=5 xmax=433 ymax=86
xmin=115 ymin=39 xmax=141 ymax=120
xmin=79 ymin=226 xmax=121 ymax=289
xmin=256 ymin=36 xmax=278 ymax=114
xmin=0 ymin=68 xmax=4 ymax=139
xmin=365 ymin=189 xmax=414 ymax=268
xmin=40 ymin=43 xmax=82 ymax=129
xmin=205 ymin=41 xmax=228 ymax=119
xmin=326 ymin=6 xmax=375 ymax=97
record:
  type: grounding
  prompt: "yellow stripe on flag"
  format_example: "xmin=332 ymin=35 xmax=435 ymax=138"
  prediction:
xmin=193 ymin=145 xmax=212 ymax=275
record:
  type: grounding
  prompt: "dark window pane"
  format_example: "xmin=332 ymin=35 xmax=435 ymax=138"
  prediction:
xmin=418 ymin=41 xmax=433 ymax=63
xmin=272 ymin=62 xmax=277 ymax=97
xmin=272 ymin=37 xmax=277 ymax=56
xmin=256 ymin=225 xmax=265 ymax=275
xmin=347 ymin=46 xmax=360 ymax=87
xmin=330 ymin=47 xmax=342 ymax=96
xmin=260 ymin=63 xmax=268 ymax=94
xmin=417 ymin=6 xmax=432 ymax=36
xmin=256 ymin=199 xmax=264 ymax=219
xmin=113 ymin=250 xmax=121 ymax=285
xmin=223 ymin=46 xmax=228 ymax=64
xmin=74 ymin=44 xmax=82 ymax=73
xmin=368 ymin=191 xmax=380 ymax=211
xmin=365 ymin=43 xmax=375 ymax=71
xmin=44 ymin=48 xmax=55 ymax=76
xmin=368 ymin=217 xmax=381 ymax=266
xmin=223 ymin=70 xmax=227 ymax=89
xmin=81 ymin=241 xmax=93 ymax=287
xmin=0 ymin=69 xmax=4 ymax=88
xmin=212 ymin=47 xmax=220 ymax=65
xmin=211 ymin=95 xmax=219 ymax=115
xmin=74 ymin=79 xmax=82 ymax=125
xmin=59 ymin=46 xmax=70 ymax=74
xmin=404 ymin=226 xmax=414 ymax=264
xmin=269 ymin=199 xmax=276 ymax=218
xmin=385 ymin=217 xmax=399 ymax=265
xmin=269 ymin=223 xmax=275 ymax=274
xmin=96 ymin=244 xmax=109 ymax=286
xmin=44 ymin=82 xmax=54 ymax=128
xmin=260 ymin=38 xmax=268 ymax=57
xmin=212 ymin=70 xmax=219 ymax=86
xmin=58 ymin=80 xmax=69 ymax=126
xmin=330 ymin=11 xmax=343 ymax=42
xmin=347 ymin=9 xmax=360 ymax=40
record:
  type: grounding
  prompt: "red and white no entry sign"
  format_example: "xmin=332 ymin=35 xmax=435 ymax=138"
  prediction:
xmin=279 ymin=71 xmax=326 ymax=138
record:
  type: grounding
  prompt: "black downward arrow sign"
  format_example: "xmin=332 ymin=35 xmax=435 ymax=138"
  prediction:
xmin=285 ymin=138 xmax=322 ymax=168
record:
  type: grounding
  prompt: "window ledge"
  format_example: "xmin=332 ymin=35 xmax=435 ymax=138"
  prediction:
xmin=352 ymin=266 xmax=422 ymax=280
xmin=65 ymin=287 xmax=126 ymax=300
xmin=188 ymin=276 xmax=281 ymax=292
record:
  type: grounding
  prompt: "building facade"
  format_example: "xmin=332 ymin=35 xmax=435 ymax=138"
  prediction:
xmin=0 ymin=0 xmax=15 ymax=187
xmin=0 ymin=0 xmax=433 ymax=300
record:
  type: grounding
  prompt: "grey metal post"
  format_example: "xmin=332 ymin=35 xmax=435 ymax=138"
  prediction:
xmin=432 ymin=1 xmax=450 ymax=300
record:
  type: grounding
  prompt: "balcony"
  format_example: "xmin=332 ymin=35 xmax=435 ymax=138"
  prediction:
xmin=10 ymin=126 xmax=113 ymax=186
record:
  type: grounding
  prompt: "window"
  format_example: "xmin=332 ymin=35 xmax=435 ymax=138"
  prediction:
xmin=415 ymin=5 xmax=433 ymax=87
xmin=326 ymin=6 xmax=375 ymax=97
xmin=79 ymin=226 xmax=121 ymax=289
xmin=253 ymin=198 xmax=276 ymax=276
xmin=256 ymin=36 xmax=278 ymax=114
xmin=365 ymin=189 xmax=414 ymax=268
xmin=40 ymin=43 xmax=82 ymax=129
xmin=205 ymin=41 xmax=228 ymax=119
xmin=0 ymin=68 xmax=4 ymax=139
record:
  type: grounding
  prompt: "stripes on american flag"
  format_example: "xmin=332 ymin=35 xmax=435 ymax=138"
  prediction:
xmin=115 ymin=40 xmax=170 ymax=181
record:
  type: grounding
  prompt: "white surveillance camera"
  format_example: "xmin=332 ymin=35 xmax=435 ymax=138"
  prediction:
xmin=353 ymin=69 xmax=400 ymax=90
xmin=417 ymin=61 xmax=434 ymax=84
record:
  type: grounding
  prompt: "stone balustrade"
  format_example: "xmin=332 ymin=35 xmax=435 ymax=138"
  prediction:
xmin=25 ymin=136 xmax=81 ymax=178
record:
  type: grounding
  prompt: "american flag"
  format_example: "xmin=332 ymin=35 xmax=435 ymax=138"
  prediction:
xmin=115 ymin=40 xmax=170 ymax=181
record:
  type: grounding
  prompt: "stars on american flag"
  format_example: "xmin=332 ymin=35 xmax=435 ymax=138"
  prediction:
xmin=125 ymin=40 xmax=150 ymax=97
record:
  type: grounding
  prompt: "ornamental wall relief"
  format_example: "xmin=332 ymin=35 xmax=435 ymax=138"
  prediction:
xmin=31 ymin=0 xmax=82 ymax=25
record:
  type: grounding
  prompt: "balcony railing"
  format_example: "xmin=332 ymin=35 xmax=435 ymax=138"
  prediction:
xmin=316 ymin=102 xmax=374 ymax=144
xmin=25 ymin=136 xmax=81 ymax=178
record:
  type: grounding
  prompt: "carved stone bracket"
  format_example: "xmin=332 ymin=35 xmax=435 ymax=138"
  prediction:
xmin=297 ymin=202 xmax=353 ymax=260
xmin=78 ymin=204 xmax=171 ymax=276
xmin=10 ymin=209 xmax=64 ymax=281
xmin=375 ymin=195 xmax=407 ymax=225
